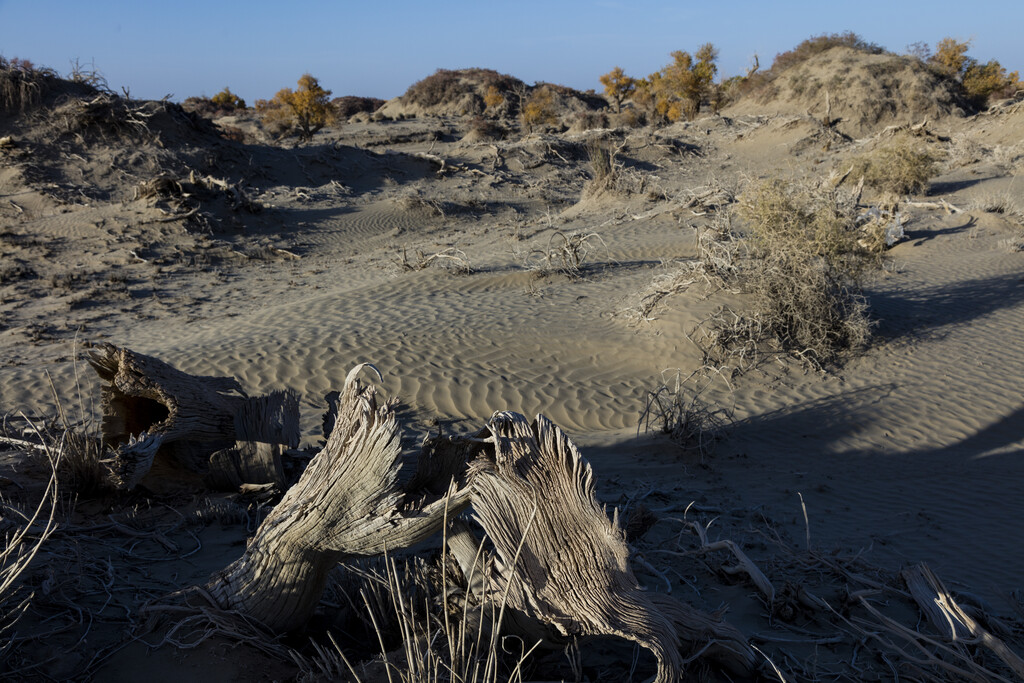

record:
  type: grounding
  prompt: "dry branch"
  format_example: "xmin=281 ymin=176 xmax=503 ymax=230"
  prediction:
xmin=902 ymin=563 xmax=1024 ymax=679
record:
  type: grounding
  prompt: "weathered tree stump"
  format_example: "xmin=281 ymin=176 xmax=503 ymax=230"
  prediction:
xmin=87 ymin=343 xmax=298 ymax=490
xmin=455 ymin=411 xmax=755 ymax=681
xmin=204 ymin=365 xmax=473 ymax=632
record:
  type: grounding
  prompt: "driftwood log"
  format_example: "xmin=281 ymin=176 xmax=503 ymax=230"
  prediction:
xmin=88 ymin=343 xmax=298 ymax=490
xmin=204 ymin=365 xmax=474 ymax=632
xmin=453 ymin=411 xmax=754 ymax=681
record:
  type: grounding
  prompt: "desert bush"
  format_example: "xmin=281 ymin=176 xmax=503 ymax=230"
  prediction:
xmin=608 ymin=108 xmax=645 ymax=128
xmin=849 ymin=135 xmax=940 ymax=195
xmin=211 ymin=86 xmax=246 ymax=111
xmin=734 ymin=180 xmax=876 ymax=365
xmin=520 ymin=86 xmax=557 ymax=132
xmin=67 ymin=57 xmax=108 ymax=89
xmin=257 ymin=73 xmax=334 ymax=141
xmin=599 ymin=66 xmax=637 ymax=113
xmin=394 ymin=245 xmax=472 ymax=274
xmin=465 ymin=115 xmax=506 ymax=141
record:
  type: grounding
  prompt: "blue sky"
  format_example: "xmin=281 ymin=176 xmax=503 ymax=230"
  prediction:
xmin=2 ymin=1 xmax=1022 ymax=104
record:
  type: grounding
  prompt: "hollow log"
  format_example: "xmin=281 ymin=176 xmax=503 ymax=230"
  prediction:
xmin=87 ymin=343 xmax=298 ymax=489
xmin=460 ymin=411 xmax=754 ymax=681
xmin=204 ymin=365 xmax=473 ymax=632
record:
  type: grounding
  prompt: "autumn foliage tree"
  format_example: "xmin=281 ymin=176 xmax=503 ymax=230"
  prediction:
xmin=257 ymin=73 xmax=334 ymax=141
xmin=599 ymin=66 xmax=637 ymax=113
xmin=629 ymin=45 xmax=719 ymax=123
xmin=928 ymin=38 xmax=1023 ymax=105
xmin=211 ymin=87 xmax=245 ymax=111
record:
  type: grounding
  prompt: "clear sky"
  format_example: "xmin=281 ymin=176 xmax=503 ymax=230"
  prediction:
xmin=2 ymin=1 xmax=1022 ymax=105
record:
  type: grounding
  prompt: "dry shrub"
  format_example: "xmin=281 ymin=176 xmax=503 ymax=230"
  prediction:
xmin=405 ymin=68 xmax=521 ymax=109
xmin=849 ymin=135 xmax=940 ymax=195
xmin=394 ymin=245 xmax=472 ymax=274
xmin=732 ymin=179 xmax=877 ymax=366
xmin=524 ymin=230 xmax=608 ymax=278
xmin=639 ymin=367 xmax=733 ymax=460
xmin=771 ymin=32 xmax=884 ymax=74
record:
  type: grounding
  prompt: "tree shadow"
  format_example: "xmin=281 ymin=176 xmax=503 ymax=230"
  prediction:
xmin=867 ymin=269 xmax=1024 ymax=338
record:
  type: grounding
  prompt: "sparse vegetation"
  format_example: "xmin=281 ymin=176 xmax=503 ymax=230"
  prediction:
xmin=524 ymin=230 xmax=609 ymax=278
xmin=0 ymin=56 xmax=46 ymax=113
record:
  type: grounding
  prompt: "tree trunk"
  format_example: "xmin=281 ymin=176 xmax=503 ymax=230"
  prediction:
xmin=87 ymin=343 xmax=298 ymax=490
xmin=458 ymin=411 xmax=754 ymax=681
xmin=204 ymin=364 xmax=473 ymax=632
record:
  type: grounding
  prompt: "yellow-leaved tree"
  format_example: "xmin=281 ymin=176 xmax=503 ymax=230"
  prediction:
xmin=929 ymin=38 xmax=1023 ymax=104
xmin=258 ymin=73 xmax=334 ymax=141
xmin=599 ymin=66 xmax=636 ymax=113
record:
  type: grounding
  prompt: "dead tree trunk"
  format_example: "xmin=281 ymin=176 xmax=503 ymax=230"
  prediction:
xmin=204 ymin=365 xmax=473 ymax=632
xmin=87 ymin=343 xmax=298 ymax=490
xmin=457 ymin=411 xmax=754 ymax=681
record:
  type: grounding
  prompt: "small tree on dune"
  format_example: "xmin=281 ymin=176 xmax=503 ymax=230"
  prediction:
xmin=599 ymin=66 xmax=636 ymax=113
xmin=258 ymin=73 xmax=334 ymax=141
xmin=211 ymin=86 xmax=246 ymax=111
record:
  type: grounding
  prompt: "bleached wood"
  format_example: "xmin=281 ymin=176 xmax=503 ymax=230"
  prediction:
xmin=902 ymin=563 xmax=1024 ymax=679
xmin=204 ymin=365 xmax=472 ymax=632
xmin=87 ymin=344 xmax=299 ymax=489
xmin=466 ymin=411 xmax=754 ymax=681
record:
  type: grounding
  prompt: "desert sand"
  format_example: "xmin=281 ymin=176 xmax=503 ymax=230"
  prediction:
xmin=2 ymin=49 xmax=1024 ymax=681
